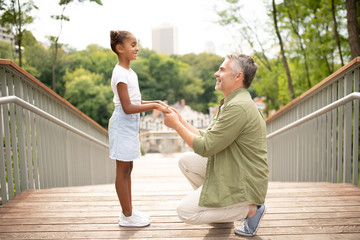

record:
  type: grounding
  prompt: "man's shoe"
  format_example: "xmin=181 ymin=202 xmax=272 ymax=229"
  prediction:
xmin=119 ymin=209 xmax=150 ymax=227
xmin=234 ymin=205 xmax=266 ymax=236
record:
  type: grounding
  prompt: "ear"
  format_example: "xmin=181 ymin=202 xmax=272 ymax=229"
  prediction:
xmin=235 ymin=72 xmax=244 ymax=87
xmin=115 ymin=44 xmax=123 ymax=54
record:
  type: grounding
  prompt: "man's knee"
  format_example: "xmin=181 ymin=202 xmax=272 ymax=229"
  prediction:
xmin=176 ymin=201 xmax=196 ymax=224
xmin=178 ymin=152 xmax=196 ymax=171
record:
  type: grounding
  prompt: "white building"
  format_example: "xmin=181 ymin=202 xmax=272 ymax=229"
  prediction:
xmin=0 ymin=25 xmax=14 ymax=43
xmin=152 ymin=24 xmax=178 ymax=55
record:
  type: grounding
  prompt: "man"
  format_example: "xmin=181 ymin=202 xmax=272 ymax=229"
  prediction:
xmin=163 ymin=53 xmax=268 ymax=237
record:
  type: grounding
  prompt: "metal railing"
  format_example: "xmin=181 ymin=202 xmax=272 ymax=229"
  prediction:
xmin=266 ymin=57 xmax=360 ymax=185
xmin=0 ymin=60 xmax=115 ymax=205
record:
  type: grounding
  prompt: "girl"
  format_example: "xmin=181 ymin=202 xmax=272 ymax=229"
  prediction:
xmin=109 ymin=30 xmax=169 ymax=227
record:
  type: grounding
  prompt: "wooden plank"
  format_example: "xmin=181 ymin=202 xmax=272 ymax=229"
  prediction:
xmin=0 ymin=229 xmax=360 ymax=239
xmin=1 ymin=154 xmax=360 ymax=239
xmin=2 ymin=199 xmax=360 ymax=209
xmin=1 ymin=217 xmax=360 ymax=228
xmin=2 ymin=203 xmax=360 ymax=215
xmin=1 ymin=221 xmax=360 ymax=233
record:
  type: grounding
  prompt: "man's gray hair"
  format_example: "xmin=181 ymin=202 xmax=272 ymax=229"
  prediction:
xmin=227 ymin=54 xmax=257 ymax=89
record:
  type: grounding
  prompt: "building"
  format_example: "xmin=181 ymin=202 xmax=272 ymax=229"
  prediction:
xmin=0 ymin=25 xmax=14 ymax=43
xmin=140 ymin=99 xmax=210 ymax=153
xmin=152 ymin=24 xmax=178 ymax=55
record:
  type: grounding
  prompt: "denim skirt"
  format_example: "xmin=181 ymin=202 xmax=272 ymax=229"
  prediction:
xmin=108 ymin=107 xmax=140 ymax=161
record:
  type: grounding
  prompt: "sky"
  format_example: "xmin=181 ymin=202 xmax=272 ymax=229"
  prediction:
xmin=30 ymin=0 xmax=268 ymax=57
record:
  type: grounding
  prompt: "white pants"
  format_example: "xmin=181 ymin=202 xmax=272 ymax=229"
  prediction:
xmin=176 ymin=152 xmax=250 ymax=225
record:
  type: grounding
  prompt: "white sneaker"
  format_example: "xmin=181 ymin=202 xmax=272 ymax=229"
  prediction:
xmin=133 ymin=207 xmax=150 ymax=219
xmin=119 ymin=209 xmax=150 ymax=227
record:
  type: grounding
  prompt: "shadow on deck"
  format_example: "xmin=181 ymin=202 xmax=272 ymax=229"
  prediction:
xmin=0 ymin=153 xmax=360 ymax=239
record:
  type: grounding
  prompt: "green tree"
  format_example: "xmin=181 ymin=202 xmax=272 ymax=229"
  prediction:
xmin=144 ymin=53 xmax=184 ymax=103
xmin=346 ymin=0 xmax=360 ymax=58
xmin=0 ymin=1 xmax=6 ymax=10
xmin=176 ymin=53 xmax=224 ymax=112
xmin=216 ymin=0 xmax=273 ymax=72
xmin=64 ymin=67 xmax=112 ymax=127
xmin=49 ymin=0 xmax=103 ymax=93
xmin=0 ymin=0 xmax=38 ymax=67
xmin=216 ymin=0 xmax=352 ymax=113
xmin=23 ymin=42 xmax=49 ymax=78
xmin=0 ymin=40 xmax=12 ymax=58
xmin=130 ymin=51 xmax=209 ymax=112
xmin=272 ymin=0 xmax=295 ymax=99
xmin=68 ymin=44 xmax=116 ymax=84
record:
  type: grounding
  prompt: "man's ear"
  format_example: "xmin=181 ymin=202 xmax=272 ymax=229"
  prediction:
xmin=235 ymin=72 xmax=244 ymax=86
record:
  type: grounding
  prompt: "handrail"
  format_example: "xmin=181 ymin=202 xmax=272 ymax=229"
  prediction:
xmin=267 ymin=92 xmax=360 ymax=139
xmin=0 ymin=61 xmax=114 ymax=205
xmin=0 ymin=95 xmax=109 ymax=148
xmin=266 ymin=57 xmax=360 ymax=123
xmin=0 ymin=59 xmax=108 ymax=135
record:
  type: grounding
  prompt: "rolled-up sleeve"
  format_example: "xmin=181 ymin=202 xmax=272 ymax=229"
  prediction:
xmin=193 ymin=104 xmax=248 ymax=157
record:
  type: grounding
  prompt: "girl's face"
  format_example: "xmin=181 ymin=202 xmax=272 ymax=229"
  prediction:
xmin=118 ymin=35 xmax=139 ymax=60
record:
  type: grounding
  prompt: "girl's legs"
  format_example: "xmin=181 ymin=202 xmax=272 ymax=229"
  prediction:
xmin=115 ymin=160 xmax=133 ymax=216
xmin=115 ymin=160 xmax=150 ymax=227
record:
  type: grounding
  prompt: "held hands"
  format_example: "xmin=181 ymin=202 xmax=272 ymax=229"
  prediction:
xmin=164 ymin=107 xmax=181 ymax=129
xmin=155 ymin=102 xmax=171 ymax=114
xmin=169 ymin=107 xmax=185 ymax=124
xmin=155 ymin=100 xmax=168 ymax=108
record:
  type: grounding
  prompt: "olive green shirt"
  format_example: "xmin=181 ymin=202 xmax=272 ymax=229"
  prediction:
xmin=193 ymin=87 xmax=268 ymax=208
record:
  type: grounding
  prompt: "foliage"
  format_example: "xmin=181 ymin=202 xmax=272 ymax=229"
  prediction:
xmin=48 ymin=0 xmax=103 ymax=92
xmin=17 ymin=39 xmax=224 ymax=127
xmin=2 ymin=0 xmax=356 ymax=126
xmin=68 ymin=44 xmax=117 ymax=84
xmin=131 ymin=52 xmax=207 ymax=112
xmin=0 ymin=40 xmax=13 ymax=58
xmin=216 ymin=0 xmax=353 ymax=116
xmin=175 ymin=53 xmax=224 ymax=111
xmin=64 ymin=67 xmax=112 ymax=127
xmin=0 ymin=0 xmax=38 ymax=67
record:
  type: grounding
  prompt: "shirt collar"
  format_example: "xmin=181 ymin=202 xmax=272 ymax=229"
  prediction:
xmin=220 ymin=87 xmax=247 ymax=106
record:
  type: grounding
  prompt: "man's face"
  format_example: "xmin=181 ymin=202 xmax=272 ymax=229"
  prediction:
xmin=214 ymin=58 xmax=235 ymax=97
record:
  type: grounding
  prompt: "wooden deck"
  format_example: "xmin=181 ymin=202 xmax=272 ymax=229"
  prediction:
xmin=1 ymin=153 xmax=360 ymax=239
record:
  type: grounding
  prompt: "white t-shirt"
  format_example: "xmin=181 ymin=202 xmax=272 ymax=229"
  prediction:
xmin=111 ymin=64 xmax=141 ymax=108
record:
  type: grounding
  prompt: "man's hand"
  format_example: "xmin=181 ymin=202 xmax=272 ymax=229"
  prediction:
xmin=164 ymin=108 xmax=181 ymax=129
xmin=169 ymin=107 xmax=185 ymax=124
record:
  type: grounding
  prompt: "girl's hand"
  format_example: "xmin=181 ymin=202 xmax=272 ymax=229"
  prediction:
xmin=155 ymin=103 xmax=171 ymax=114
xmin=155 ymin=100 xmax=169 ymax=108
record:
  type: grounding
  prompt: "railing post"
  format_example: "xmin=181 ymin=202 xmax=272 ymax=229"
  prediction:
xmin=337 ymin=80 xmax=343 ymax=182
xmin=23 ymin=84 xmax=35 ymax=190
xmin=8 ymin=76 xmax=20 ymax=194
xmin=14 ymin=77 xmax=29 ymax=191
xmin=353 ymin=68 xmax=359 ymax=185
xmin=343 ymin=72 xmax=353 ymax=183
xmin=0 ymin=102 xmax=7 ymax=204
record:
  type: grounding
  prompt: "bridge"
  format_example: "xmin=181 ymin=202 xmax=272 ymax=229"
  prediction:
xmin=0 ymin=58 xmax=359 ymax=239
